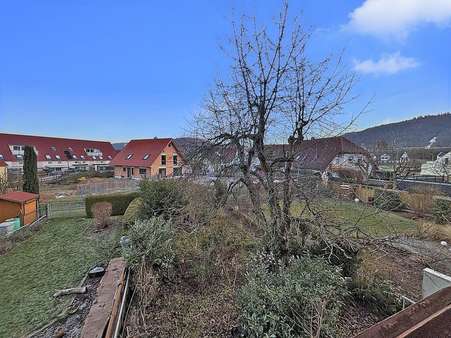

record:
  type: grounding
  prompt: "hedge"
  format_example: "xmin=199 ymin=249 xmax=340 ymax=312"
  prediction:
xmin=85 ymin=192 xmax=140 ymax=218
xmin=374 ymin=188 xmax=403 ymax=211
xmin=432 ymin=196 xmax=451 ymax=224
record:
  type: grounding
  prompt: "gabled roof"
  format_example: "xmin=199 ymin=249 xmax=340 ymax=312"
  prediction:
xmin=0 ymin=133 xmax=117 ymax=162
xmin=0 ymin=191 xmax=39 ymax=203
xmin=111 ymin=138 xmax=184 ymax=167
xmin=266 ymin=136 xmax=370 ymax=171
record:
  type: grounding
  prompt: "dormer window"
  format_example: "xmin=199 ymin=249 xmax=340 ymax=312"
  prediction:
xmin=73 ymin=154 xmax=78 ymax=159
xmin=51 ymin=146 xmax=56 ymax=151
xmin=55 ymin=155 xmax=61 ymax=160
xmin=107 ymin=155 xmax=112 ymax=160
xmin=143 ymin=154 xmax=150 ymax=160
xmin=126 ymin=154 xmax=133 ymax=160
xmin=45 ymin=154 xmax=52 ymax=160
xmin=0 ymin=154 xmax=3 ymax=160
xmin=92 ymin=156 xmax=97 ymax=160
xmin=99 ymin=156 xmax=103 ymax=160
xmin=80 ymin=155 xmax=85 ymax=160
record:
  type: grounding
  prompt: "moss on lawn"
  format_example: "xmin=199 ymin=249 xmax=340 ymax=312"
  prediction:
xmin=0 ymin=218 xmax=121 ymax=338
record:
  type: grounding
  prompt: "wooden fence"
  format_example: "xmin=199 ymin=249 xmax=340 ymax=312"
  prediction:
xmin=47 ymin=197 xmax=86 ymax=219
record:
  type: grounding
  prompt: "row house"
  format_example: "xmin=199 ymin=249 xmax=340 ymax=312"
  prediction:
xmin=0 ymin=133 xmax=117 ymax=172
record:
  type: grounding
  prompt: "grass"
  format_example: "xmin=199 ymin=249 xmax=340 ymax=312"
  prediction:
xmin=291 ymin=198 xmax=417 ymax=236
xmin=0 ymin=217 xmax=122 ymax=338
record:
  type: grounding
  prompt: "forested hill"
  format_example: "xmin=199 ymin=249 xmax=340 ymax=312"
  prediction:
xmin=344 ymin=113 xmax=451 ymax=149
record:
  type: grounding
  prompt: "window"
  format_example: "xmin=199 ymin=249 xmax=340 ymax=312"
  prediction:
xmin=161 ymin=154 xmax=166 ymax=165
xmin=99 ymin=156 xmax=103 ymax=160
xmin=108 ymin=155 xmax=112 ymax=159
xmin=0 ymin=154 xmax=3 ymax=160
xmin=126 ymin=153 xmax=133 ymax=160
xmin=92 ymin=156 xmax=96 ymax=160
xmin=158 ymin=168 xmax=166 ymax=177
xmin=45 ymin=154 xmax=52 ymax=160
xmin=173 ymin=154 xmax=178 ymax=165
xmin=143 ymin=154 xmax=150 ymax=160
xmin=73 ymin=154 xmax=78 ymax=159
xmin=13 ymin=145 xmax=22 ymax=151
xmin=16 ymin=154 xmax=23 ymax=160
xmin=51 ymin=146 xmax=56 ymax=151
xmin=123 ymin=167 xmax=126 ymax=172
xmin=80 ymin=155 xmax=85 ymax=160
xmin=139 ymin=168 xmax=147 ymax=175
xmin=55 ymin=155 xmax=61 ymax=160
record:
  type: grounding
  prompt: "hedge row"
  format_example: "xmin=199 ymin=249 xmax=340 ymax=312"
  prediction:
xmin=85 ymin=192 xmax=140 ymax=218
xmin=432 ymin=196 xmax=451 ymax=224
xmin=373 ymin=189 xmax=403 ymax=211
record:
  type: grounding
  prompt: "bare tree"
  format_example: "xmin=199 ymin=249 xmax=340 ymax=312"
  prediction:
xmin=194 ymin=3 xmax=359 ymax=257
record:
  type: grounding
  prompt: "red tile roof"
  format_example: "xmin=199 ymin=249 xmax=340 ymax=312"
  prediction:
xmin=0 ymin=191 xmax=39 ymax=203
xmin=0 ymin=133 xmax=117 ymax=162
xmin=266 ymin=137 xmax=370 ymax=171
xmin=0 ymin=160 xmax=7 ymax=167
xmin=111 ymin=138 xmax=183 ymax=167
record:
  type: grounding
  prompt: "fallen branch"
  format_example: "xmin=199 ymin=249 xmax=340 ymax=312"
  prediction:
xmin=53 ymin=286 xmax=87 ymax=298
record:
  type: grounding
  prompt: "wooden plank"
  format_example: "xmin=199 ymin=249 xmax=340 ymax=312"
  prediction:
xmin=354 ymin=286 xmax=451 ymax=338
xmin=81 ymin=258 xmax=126 ymax=338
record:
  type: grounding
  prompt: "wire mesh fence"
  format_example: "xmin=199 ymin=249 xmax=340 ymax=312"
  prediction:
xmin=47 ymin=197 xmax=86 ymax=219
xmin=76 ymin=179 xmax=139 ymax=196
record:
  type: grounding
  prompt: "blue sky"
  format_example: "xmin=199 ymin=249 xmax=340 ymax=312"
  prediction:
xmin=1 ymin=0 xmax=450 ymax=142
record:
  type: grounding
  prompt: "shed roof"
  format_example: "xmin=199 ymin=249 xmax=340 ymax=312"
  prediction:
xmin=0 ymin=191 xmax=39 ymax=203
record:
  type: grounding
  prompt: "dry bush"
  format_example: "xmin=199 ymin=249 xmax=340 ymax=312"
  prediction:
xmin=91 ymin=202 xmax=112 ymax=229
xmin=415 ymin=222 xmax=451 ymax=242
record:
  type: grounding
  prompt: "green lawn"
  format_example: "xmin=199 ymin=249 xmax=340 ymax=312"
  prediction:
xmin=291 ymin=198 xmax=417 ymax=237
xmin=0 ymin=218 xmax=121 ymax=338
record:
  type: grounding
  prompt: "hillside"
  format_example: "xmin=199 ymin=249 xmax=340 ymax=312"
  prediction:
xmin=345 ymin=113 xmax=451 ymax=149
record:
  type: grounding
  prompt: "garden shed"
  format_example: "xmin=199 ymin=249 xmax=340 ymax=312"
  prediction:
xmin=0 ymin=191 xmax=39 ymax=226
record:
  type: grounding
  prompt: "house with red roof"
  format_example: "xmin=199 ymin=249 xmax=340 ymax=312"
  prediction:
xmin=265 ymin=136 xmax=374 ymax=182
xmin=0 ymin=133 xmax=117 ymax=172
xmin=111 ymin=138 xmax=185 ymax=179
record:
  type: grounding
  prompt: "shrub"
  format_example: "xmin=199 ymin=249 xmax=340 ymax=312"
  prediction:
xmin=374 ymin=189 xmax=402 ymax=211
xmin=91 ymin=202 xmax=112 ymax=229
xmin=175 ymin=214 xmax=256 ymax=284
xmin=349 ymin=277 xmax=403 ymax=317
xmin=139 ymin=179 xmax=186 ymax=220
xmin=85 ymin=192 xmax=139 ymax=217
xmin=122 ymin=217 xmax=175 ymax=269
xmin=123 ymin=197 xmax=144 ymax=225
xmin=432 ymin=196 xmax=451 ymax=224
xmin=238 ymin=255 xmax=347 ymax=337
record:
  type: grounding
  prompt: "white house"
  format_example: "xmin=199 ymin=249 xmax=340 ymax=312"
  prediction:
xmin=420 ymin=151 xmax=451 ymax=181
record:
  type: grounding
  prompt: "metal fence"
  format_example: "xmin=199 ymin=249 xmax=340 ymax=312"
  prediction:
xmin=47 ymin=197 xmax=86 ymax=219
xmin=76 ymin=179 xmax=139 ymax=196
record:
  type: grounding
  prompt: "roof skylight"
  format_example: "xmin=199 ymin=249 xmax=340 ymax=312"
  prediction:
xmin=126 ymin=154 xmax=133 ymax=160
xmin=143 ymin=154 xmax=150 ymax=160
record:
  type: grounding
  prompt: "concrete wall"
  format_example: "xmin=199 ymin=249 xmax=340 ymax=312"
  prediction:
xmin=422 ymin=268 xmax=451 ymax=298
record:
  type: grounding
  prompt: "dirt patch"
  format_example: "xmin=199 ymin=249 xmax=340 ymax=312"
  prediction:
xmin=30 ymin=275 xmax=102 ymax=338
xmin=339 ymin=300 xmax=384 ymax=337
xmin=125 ymin=279 xmax=239 ymax=338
